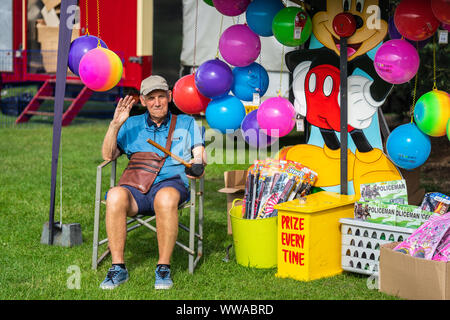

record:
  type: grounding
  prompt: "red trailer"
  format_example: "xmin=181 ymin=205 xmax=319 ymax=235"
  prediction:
xmin=1 ymin=0 xmax=153 ymax=125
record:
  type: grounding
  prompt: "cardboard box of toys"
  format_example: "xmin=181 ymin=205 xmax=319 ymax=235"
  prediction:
xmin=218 ymin=170 xmax=247 ymax=235
xmin=379 ymin=242 xmax=450 ymax=300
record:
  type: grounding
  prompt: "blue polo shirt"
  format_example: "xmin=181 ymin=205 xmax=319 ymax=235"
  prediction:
xmin=117 ymin=111 xmax=204 ymax=189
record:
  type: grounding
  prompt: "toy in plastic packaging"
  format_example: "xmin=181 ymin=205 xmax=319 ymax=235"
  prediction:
xmin=433 ymin=230 xmax=450 ymax=262
xmin=359 ymin=179 xmax=408 ymax=204
xmin=394 ymin=212 xmax=450 ymax=261
xmin=241 ymin=159 xmax=317 ymax=219
xmin=419 ymin=192 xmax=450 ymax=215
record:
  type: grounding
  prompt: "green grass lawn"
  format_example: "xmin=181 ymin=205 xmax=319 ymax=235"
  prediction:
xmin=0 ymin=119 xmax=399 ymax=300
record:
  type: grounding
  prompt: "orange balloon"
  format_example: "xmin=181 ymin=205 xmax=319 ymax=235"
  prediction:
xmin=173 ymin=74 xmax=211 ymax=114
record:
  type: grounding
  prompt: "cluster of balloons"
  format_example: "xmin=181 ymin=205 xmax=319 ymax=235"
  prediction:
xmin=374 ymin=0 xmax=449 ymax=85
xmin=387 ymin=90 xmax=450 ymax=170
xmin=209 ymin=0 xmax=312 ymax=47
xmin=382 ymin=0 xmax=450 ymax=170
xmin=173 ymin=0 xmax=300 ymax=146
xmin=68 ymin=35 xmax=123 ymax=92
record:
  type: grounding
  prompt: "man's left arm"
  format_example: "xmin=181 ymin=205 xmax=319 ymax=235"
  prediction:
xmin=191 ymin=145 xmax=206 ymax=164
xmin=186 ymin=118 xmax=206 ymax=179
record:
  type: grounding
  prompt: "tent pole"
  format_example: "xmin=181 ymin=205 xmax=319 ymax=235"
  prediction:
xmin=48 ymin=0 xmax=78 ymax=245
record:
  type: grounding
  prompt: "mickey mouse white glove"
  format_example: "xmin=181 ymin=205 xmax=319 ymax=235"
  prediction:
xmin=291 ymin=61 xmax=312 ymax=117
xmin=341 ymin=75 xmax=385 ymax=130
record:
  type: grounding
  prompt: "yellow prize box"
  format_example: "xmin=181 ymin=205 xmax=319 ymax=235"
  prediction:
xmin=274 ymin=191 xmax=357 ymax=281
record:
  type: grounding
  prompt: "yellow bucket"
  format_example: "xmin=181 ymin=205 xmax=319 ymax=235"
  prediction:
xmin=229 ymin=199 xmax=278 ymax=268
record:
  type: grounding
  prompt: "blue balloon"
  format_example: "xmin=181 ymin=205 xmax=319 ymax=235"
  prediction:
xmin=246 ymin=0 xmax=285 ymax=37
xmin=205 ymin=95 xmax=246 ymax=134
xmin=231 ymin=63 xmax=269 ymax=101
xmin=386 ymin=123 xmax=431 ymax=170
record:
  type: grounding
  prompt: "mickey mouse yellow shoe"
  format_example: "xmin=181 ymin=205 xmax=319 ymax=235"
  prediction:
xmin=353 ymin=148 xmax=402 ymax=200
xmin=286 ymin=144 xmax=355 ymax=187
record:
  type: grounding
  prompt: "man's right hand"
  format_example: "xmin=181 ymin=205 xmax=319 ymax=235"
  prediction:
xmin=102 ymin=95 xmax=136 ymax=161
xmin=111 ymin=95 xmax=136 ymax=127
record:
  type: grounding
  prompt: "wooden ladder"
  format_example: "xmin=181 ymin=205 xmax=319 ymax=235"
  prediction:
xmin=16 ymin=79 xmax=93 ymax=126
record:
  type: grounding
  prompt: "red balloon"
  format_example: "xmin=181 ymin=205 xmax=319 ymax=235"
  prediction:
xmin=172 ymin=74 xmax=211 ymax=114
xmin=394 ymin=0 xmax=440 ymax=41
xmin=432 ymin=0 xmax=450 ymax=24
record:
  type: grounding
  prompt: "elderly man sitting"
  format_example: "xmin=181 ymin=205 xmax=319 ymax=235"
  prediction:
xmin=100 ymin=75 xmax=205 ymax=290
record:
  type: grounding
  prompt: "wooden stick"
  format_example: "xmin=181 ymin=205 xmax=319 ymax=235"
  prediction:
xmin=146 ymin=138 xmax=192 ymax=168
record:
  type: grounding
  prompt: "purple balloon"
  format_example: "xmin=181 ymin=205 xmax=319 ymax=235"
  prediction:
xmin=442 ymin=23 xmax=450 ymax=32
xmin=219 ymin=24 xmax=261 ymax=67
xmin=241 ymin=109 xmax=277 ymax=148
xmin=374 ymin=39 xmax=420 ymax=85
xmin=388 ymin=17 xmax=430 ymax=49
xmin=212 ymin=0 xmax=251 ymax=16
xmin=195 ymin=59 xmax=233 ymax=98
xmin=68 ymin=35 xmax=108 ymax=76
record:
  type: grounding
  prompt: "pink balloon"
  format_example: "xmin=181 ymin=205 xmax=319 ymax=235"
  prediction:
xmin=442 ymin=22 xmax=450 ymax=31
xmin=219 ymin=24 xmax=261 ymax=67
xmin=79 ymin=47 xmax=123 ymax=91
xmin=212 ymin=0 xmax=251 ymax=16
xmin=257 ymin=97 xmax=296 ymax=138
xmin=374 ymin=39 xmax=420 ymax=84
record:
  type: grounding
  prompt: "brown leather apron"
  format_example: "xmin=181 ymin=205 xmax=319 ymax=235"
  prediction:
xmin=118 ymin=114 xmax=177 ymax=194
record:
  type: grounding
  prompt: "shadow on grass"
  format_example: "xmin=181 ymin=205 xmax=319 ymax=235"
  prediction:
xmin=108 ymin=217 xmax=230 ymax=275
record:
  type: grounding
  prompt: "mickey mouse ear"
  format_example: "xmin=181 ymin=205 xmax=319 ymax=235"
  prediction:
xmin=303 ymin=0 xmax=326 ymax=16
xmin=285 ymin=50 xmax=306 ymax=73
xmin=379 ymin=0 xmax=391 ymax=22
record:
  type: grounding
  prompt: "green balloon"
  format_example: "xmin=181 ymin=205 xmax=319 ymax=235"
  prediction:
xmin=447 ymin=118 xmax=450 ymax=141
xmin=272 ymin=7 xmax=312 ymax=47
xmin=203 ymin=0 xmax=214 ymax=7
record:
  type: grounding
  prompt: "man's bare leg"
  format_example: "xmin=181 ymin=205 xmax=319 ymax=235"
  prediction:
xmin=105 ymin=186 xmax=139 ymax=264
xmin=153 ymin=187 xmax=180 ymax=265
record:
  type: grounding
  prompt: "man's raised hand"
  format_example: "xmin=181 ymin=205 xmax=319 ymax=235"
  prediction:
xmin=112 ymin=95 xmax=136 ymax=127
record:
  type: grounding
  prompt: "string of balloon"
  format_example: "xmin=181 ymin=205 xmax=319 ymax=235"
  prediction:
xmin=215 ymin=15 xmax=224 ymax=59
xmin=192 ymin=0 xmax=199 ymax=72
xmin=432 ymin=33 xmax=438 ymax=90
xmin=84 ymin=0 xmax=102 ymax=46
xmin=84 ymin=0 xmax=89 ymax=35
xmin=410 ymin=42 xmax=419 ymax=123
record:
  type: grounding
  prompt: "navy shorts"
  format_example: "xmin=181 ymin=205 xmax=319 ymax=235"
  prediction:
xmin=122 ymin=175 xmax=190 ymax=216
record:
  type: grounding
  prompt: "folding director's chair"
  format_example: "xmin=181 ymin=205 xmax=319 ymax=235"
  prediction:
xmin=92 ymin=158 xmax=204 ymax=274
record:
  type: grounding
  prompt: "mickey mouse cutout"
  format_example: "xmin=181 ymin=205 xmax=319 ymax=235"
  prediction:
xmin=285 ymin=0 xmax=402 ymax=198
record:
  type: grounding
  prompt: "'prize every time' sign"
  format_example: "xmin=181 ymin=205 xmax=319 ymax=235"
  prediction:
xmin=280 ymin=215 xmax=306 ymax=266
xmin=274 ymin=192 xmax=357 ymax=282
